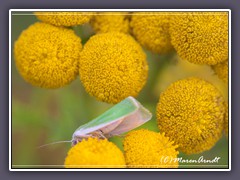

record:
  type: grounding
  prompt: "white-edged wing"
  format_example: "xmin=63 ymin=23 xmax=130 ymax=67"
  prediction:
xmin=73 ymin=96 xmax=152 ymax=138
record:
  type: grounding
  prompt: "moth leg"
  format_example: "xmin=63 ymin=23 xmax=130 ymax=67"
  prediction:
xmin=99 ymin=132 xmax=107 ymax=139
xmin=91 ymin=130 xmax=107 ymax=139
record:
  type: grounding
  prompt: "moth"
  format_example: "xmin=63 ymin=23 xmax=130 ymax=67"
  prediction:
xmin=39 ymin=96 xmax=152 ymax=148
xmin=71 ymin=96 xmax=152 ymax=146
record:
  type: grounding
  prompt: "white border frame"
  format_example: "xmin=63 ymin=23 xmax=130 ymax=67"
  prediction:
xmin=9 ymin=9 xmax=231 ymax=171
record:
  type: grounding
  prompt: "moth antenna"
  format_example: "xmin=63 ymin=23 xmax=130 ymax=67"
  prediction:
xmin=37 ymin=140 xmax=72 ymax=149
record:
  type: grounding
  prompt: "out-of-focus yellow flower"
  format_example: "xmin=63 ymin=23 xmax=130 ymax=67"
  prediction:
xmin=14 ymin=22 xmax=82 ymax=89
xmin=170 ymin=12 xmax=228 ymax=65
xmin=79 ymin=32 xmax=148 ymax=104
xmin=212 ymin=59 xmax=228 ymax=83
xmin=123 ymin=129 xmax=179 ymax=168
xmin=224 ymin=102 xmax=229 ymax=137
xmin=91 ymin=12 xmax=130 ymax=33
xmin=35 ymin=12 xmax=93 ymax=26
xmin=130 ymin=12 xmax=174 ymax=54
xmin=64 ymin=138 xmax=126 ymax=168
xmin=157 ymin=77 xmax=225 ymax=154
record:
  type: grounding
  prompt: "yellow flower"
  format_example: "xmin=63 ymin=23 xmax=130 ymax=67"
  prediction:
xmin=170 ymin=12 xmax=228 ymax=65
xmin=123 ymin=129 xmax=179 ymax=168
xmin=156 ymin=77 xmax=225 ymax=154
xmin=91 ymin=12 xmax=130 ymax=33
xmin=130 ymin=12 xmax=174 ymax=54
xmin=64 ymin=138 xmax=126 ymax=168
xmin=35 ymin=12 xmax=93 ymax=26
xmin=14 ymin=22 xmax=82 ymax=89
xmin=224 ymin=102 xmax=229 ymax=137
xmin=79 ymin=32 xmax=148 ymax=104
xmin=212 ymin=59 xmax=228 ymax=83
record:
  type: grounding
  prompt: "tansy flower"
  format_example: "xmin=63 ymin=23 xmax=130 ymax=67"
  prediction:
xmin=123 ymin=129 xmax=179 ymax=168
xmin=35 ymin=12 xmax=93 ymax=26
xmin=14 ymin=22 xmax=82 ymax=89
xmin=224 ymin=102 xmax=229 ymax=137
xmin=212 ymin=59 xmax=229 ymax=83
xmin=64 ymin=138 xmax=126 ymax=168
xmin=91 ymin=12 xmax=130 ymax=33
xmin=170 ymin=12 xmax=228 ymax=65
xmin=156 ymin=77 xmax=225 ymax=154
xmin=130 ymin=12 xmax=174 ymax=54
xmin=79 ymin=32 xmax=148 ymax=104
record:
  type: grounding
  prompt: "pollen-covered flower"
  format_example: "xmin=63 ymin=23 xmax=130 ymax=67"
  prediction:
xmin=123 ymin=129 xmax=179 ymax=168
xmin=170 ymin=12 xmax=228 ymax=65
xmin=35 ymin=12 xmax=93 ymax=26
xmin=64 ymin=138 xmax=126 ymax=168
xmin=212 ymin=59 xmax=228 ymax=83
xmin=79 ymin=32 xmax=148 ymax=104
xmin=130 ymin=12 xmax=174 ymax=54
xmin=91 ymin=12 xmax=130 ymax=33
xmin=14 ymin=22 xmax=82 ymax=89
xmin=157 ymin=77 xmax=225 ymax=154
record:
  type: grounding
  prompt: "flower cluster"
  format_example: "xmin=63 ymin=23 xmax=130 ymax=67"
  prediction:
xmin=156 ymin=77 xmax=225 ymax=154
xmin=64 ymin=129 xmax=179 ymax=168
xmin=15 ymin=11 xmax=229 ymax=99
xmin=35 ymin=12 xmax=93 ymax=26
xmin=91 ymin=12 xmax=130 ymax=33
xmin=79 ymin=32 xmax=148 ymax=104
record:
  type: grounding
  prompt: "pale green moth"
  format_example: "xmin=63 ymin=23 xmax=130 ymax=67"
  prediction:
xmin=71 ymin=96 xmax=152 ymax=146
xmin=39 ymin=96 xmax=152 ymax=148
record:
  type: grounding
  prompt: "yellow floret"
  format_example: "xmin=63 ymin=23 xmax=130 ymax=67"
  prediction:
xmin=170 ymin=12 xmax=228 ymax=65
xmin=156 ymin=77 xmax=225 ymax=154
xmin=35 ymin=12 xmax=93 ymax=26
xmin=79 ymin=32 xmax=148 ymax=104
xmin=123 ymin=129 xmax=179 ymax=168
xmin=130 ymin=12 xmax=174 ymax=54
xmin=91 ymin=12 xmax=130 ymax=33
xmin=64 ymin=138 xmax=126 ymax=168
xmin=14 ymin=22 xmax=82 ymax=88
xmin=212 ymin=59 xmax=228 ymax=83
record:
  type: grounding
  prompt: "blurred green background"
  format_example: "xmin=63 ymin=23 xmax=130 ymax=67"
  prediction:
xmin=11 ymin=12 xmax=229 ymax=168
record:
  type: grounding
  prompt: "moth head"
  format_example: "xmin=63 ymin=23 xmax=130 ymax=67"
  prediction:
xmin=71 ymin=139 xmax=78 ymax=146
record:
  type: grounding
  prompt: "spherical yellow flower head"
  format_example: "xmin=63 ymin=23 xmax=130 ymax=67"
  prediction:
xmin=91 ymin=12 xmax=130 ymax=33
xmin=170 ymin=12 xmax=228 ymax=65
xmin=212 ymin=59 xmax=228 ymax=83
xmin=64 ymin=138 xmax=126 ymax=168
xmin=123 ymin=129 xmax=179 ymax=168
xmin=157 ymin=77 xmax=225 ymax=154
xmin=224 ymin=102 xmax=229 ymax=137
xmin=130 ymin=12 xmax=174 ymax=54
xmin=14 ymin=22 xmax=82 ymax=89
xmin=79 ymin=32 xmax=148 ymax=104
xmin=35 ymin=12 xmax=93 ymax=26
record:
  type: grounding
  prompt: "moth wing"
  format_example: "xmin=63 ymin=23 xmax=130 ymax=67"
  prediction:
xmin=98 ymin=118 xmax=123 ymax=134
xmin=73 ymin=96 xmax=140 ymax=137
xmin=108 ymin=99 xmax=152 ymax=135
xmin=73 ymin=116 xmax=125 ymax=137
